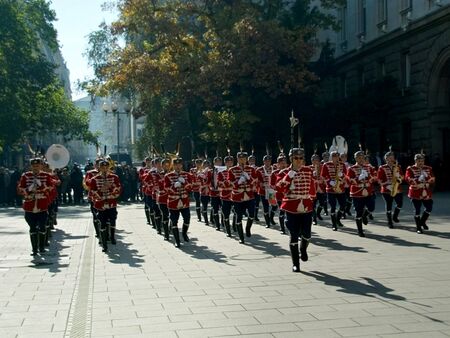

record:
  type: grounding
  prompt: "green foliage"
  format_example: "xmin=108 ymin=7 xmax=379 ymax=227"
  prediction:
xmin=84 ymin=0 xmax=344 ymax=156
xmin=0 ymin=0 xmax=96 ymax=154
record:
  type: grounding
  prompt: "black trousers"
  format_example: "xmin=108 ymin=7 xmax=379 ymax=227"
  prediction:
xmin=327 ymin=193 xmax=346 ymax=213
xmin=25 ymin=211 xmax=48 ymax=234
xmin=97 ymin=208 xmax=118 ymax=231
xmin=169 ymin=207 xmax=190 ymax=227
xmin=382 ymin=193 xmax=403 ymax=212
xmin=193 ymin=192 xmax=201 ymax=210
xmin=234 ymin=200 xmax=255 ymax=223
xmin=211 ymin=196 xmax=221 ymax=215
xmin=221 ymin=200 xmax=233 ymax=219
xmin=200 ymin=195 xmax=210 ymax=212
xmin=314 ymin=192 xmax=327 ymax=209
xmin=411 ymin=199 xmax=433 ymax=215
xmin=285 ymin=212 xmax=312 ymax=243
xmin=353 ymin=197 xmax=375 ymax=218
xmin=159 ymin=203 xmax=169 ymax=222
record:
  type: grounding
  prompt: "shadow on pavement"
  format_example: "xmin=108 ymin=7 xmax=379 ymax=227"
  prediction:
xmin=29 ymin=228 xmax=81 ymax=273
xmin=303 ymin=271 xmax=405 ymax=301
xmin=312 ymin=233 xmax=368 ymax=253
xmin=181 ymin=237 xmax=232 ymax=265
xmin=338 ymin=227 xmax=441 ymax=250
xmin=244 ymin=233 xmax=290 ymax=256
xmin=106 ymin=230 xmax=145 ymax=268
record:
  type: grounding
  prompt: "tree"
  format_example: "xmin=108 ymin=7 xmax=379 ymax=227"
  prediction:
xmin=84 ymin=0 xmax=344 ymax=155
xmin=0 ymin=0 xmax=96 ymax=156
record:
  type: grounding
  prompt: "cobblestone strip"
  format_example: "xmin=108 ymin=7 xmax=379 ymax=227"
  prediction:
xmin=64 ymin=221 xmax=95 ymax=338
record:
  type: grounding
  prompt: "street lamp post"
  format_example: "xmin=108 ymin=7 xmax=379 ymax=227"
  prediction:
xmin=102 ymin=100 xmax=131 ymax=163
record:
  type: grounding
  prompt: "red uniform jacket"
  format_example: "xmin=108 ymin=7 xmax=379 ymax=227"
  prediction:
xmin=405 ymin=165 xmax=434 ymax=200
xmin=378 ymin=164 xmax=403 ymax=194
xmin=164 ymin=171 xmax=192 ymax=210
xmin=217 ymin=169 xmax=232 ymax=201
xmin=256 ymin=165 xmax=273 ymax=197
xmin=206 ymin=167 xmax=220 ymax=198
xmin=156 ymin=171 xmax=168 ymax=205
xmin=275 ymin=166 xmax=316 ymax=213
xmin=309 ymin=164 xmax=326 ymax=194
xmin=90 ymin=173 xmax=122 ymax=211
xmin=18 ymin=171 xmax=54 ymax=213
xmin=142 ymin=169 xmax=155 ymax=197
xmin=320 ymin=161 xmax=347 ymax=194
xmin=84 ymin=169 xmax=99 ymax=201
xmin=228 ymin=165 xmax=258 ymax=202
xmin=189 ymin=167 xmax=202 ymax=193
xmin=346 ymin=164 xmax=377 ymax=198
xmin=270 ymin=169 xmax=284 ymax=202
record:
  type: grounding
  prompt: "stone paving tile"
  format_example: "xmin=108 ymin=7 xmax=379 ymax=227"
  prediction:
xmin=334 ymin=324 xmax=402 ymax=336
xmin=177 ymin=326 xmax=241 ymax=338
xmin=273 ymin=329 xmax=341 ymax=338
xmin=236 ymin=323 xmax=300 ymax=334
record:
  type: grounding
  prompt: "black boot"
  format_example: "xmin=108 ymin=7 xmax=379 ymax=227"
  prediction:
xmin=324 ymin=205 xmax=329 ymax=216
xmin=336 ymin=211 xmax=344 ymax=227
xmin=155 ymin=216 xmax=162 ymax=234
xmin=93 ymin=219 xmax=100 ymax=238
xmin=393 ymin=207 xmax=401 ymax=223
xmin=316 ymin=206 xmax=323 ymax=220
xmin=312 ymin=209 xmax=317 ymax=225
xmin=110 ymin=226 xmax=116 ymax=245
xmin=163 ymin=221 xmax=170 ymax=241
xmin=210 ymin=209 xmax=214 ymax=226
xmin=214 ymin=214 xmax=221 ymax=231
xmin=224 ymin=219 xmax=231 ymax=237
xmin=270 ymin=211 xmax=276 ymax=226
xmin=30 ymin=233 xmax=38 ymax=256
xmin=290 ymin=243 xmax=300 ymax=273
xmin=101 ymin=230 xmax=108 ymax=252
xmin=279 ymin=215 xmax=286 ymax=234
xmin=368 ymin=212 xmax=374 ymax=220
xmin=45 ymin=226 xmax=51 ymax=247
xmin=172 ymin=227 xmax=181 ymax=247
xmin=145 ymin=207 xmax=150 ymax=225
xmin=150 ymin=213 xmax=156 ymax=229
xmin=38 ymin=231 xmax=46 ymax=253
xmin=345 ymin=200 xmax=353 ymax=216
xmin=362 ymin=209 xmax=369 ymax=225
xmin=237 ymin=223 xmax=245 ymax=244
xmin=264 ymin=213 xmax=271 ymax=228
xmin=202 ymin=211 xmax=209 ymax=225
xmin=356 ymin=218 xmax=365 ymax=237
xmin=245 ymin=218 xmax=253 ymax=237
xmin=182 ymin=224 xmax=190 ymax=242
xmin=331 ymin=213 xmax=338 ymax=231
xmin=232 ymin=214 xmax=237 ymax=232
xmin=415 ymin=215 xmax=422 ymax=234
xmin=386 ymin=212 xmax=394 ymax=229
xmin=254 ymin=207 xmax=260 ymax=222
xmin=421 ymin=212 xmax=430 ymax=230
xmin=196 ymin=207 xmax=202 ymax=222
xmin=300 ymin=238 xmax=309 ymax=262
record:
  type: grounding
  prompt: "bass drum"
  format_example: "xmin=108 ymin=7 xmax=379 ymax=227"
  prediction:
xmin=45 ymin=144 xmax=70 ymax=169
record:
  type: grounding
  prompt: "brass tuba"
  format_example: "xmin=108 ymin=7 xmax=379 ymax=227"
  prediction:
xmin=391 ymin=161 xmax=400 ymax=197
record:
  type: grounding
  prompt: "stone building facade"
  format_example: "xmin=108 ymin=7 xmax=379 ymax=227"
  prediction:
xmin=318 ymin=0 xmax=450 ymax=187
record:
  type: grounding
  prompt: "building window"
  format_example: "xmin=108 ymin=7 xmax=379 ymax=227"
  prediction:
xmin=400 ymin=0 xmax=413 ymax=29
xmin=400 ymin=0 xmax=413 ymax=11
xmin=378 ymin=0 xmax=388 ymax=23
xmin=338 ymin=6 xmax=347 ymax=51
xmin=357 ymin=0 xmax=367 ymax=37
xmin=377 ymin=59 xmax=386 ymax=79
xmin=402 ymin=52 xmax=411 ymax=88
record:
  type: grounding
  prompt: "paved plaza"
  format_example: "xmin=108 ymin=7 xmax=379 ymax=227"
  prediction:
xmin=0 ymin=193 xmax=450 ymax=338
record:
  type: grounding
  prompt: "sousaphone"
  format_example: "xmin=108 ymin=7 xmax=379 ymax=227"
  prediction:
xmin=45 ymin=144 xmax=70 ymax=169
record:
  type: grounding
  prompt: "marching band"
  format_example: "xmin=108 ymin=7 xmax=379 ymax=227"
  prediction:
xmin=18 ymin=139 xmax=437 ymax=273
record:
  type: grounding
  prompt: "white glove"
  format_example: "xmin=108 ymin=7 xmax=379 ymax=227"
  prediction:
xmin=238 ymin=177 xmax=246 ymax=185
xmin=418 ymin=175 xmax=425 ymax=182
xmin=178 ymin=177 xmax=185 ymax=184
xmin=174 ymin=181 xmax=182 ymax=188
xmin=35 ymin=179 xmax=42 ymax=186
xmin=27 ymin=183 xmax=35 ymax=192
xmin=199 ymin=174 xmax=206 ymax=179
xmin=358 ymin=173 xmax=366 ymax=181
xmin=395 ymin=173 xmax=401 ymax=178
xmin=242 ymin=172 xmax=250 ymax=180
xmin=288 ymin=170 xmax=296 ymax=179
xmin=329 ymin=180 xmax=336 ymax=187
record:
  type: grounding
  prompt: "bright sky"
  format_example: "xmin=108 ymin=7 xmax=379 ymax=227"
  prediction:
xmin=49 ymin=1 xmax=118 ymax=100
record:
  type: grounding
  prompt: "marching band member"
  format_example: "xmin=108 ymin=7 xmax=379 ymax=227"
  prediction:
xmin=207 ymin=156 xmax=223 ymax=230
xmin=18 ymin=158 xmax=54 ymax=256
xmin=140 ymin=157 xmax=153 ymax=226
xmin=42 ymin=162 xmax=60 ymax=246
xmin=156 ymin=158 xmax=171 ymax=240
xmin=228 ymin=151 xmax=258 ymax=243
xmin=88 ymin=159 xmax=122 ymax=253
xmin=270 ymin=153 xmax=288 ymax=234
xmin=149 ymin=158 xmax=163 ymax=234
xmin=248 ymin=154 xmax=260 ymax=222
xmin=346 ymin=151 xmax=377 ymax=237
xmin=363 ymin=154 xmax=378 ymax=222
xmin=256 ymin=155 xmax=276 ymax=228
xmin=164 ymin=157 xmax=193 ymax=247
xmin=189 ymin=159 xmax=203 ymax=222
xmin=276 ymin=148 xmax=316 ymax=273
xmin=310 ymin=154 xmax=327 ymax=225
xmin=320 ymin=151 xmax=347 ymax=231
xmin=405 ymin=154 xmax=435 ymax=233
xmin=218 ymin=155 xmax=234 ymax=237
xmin=378 ymin=151 xmax=404 ymax=228
xmin=84 ymin=158 xmax=101 ymax=238
xmin=199 ymin=159 xmax=211 ymax=225
xmin=340 ymin=153 xmax=353 ymax=218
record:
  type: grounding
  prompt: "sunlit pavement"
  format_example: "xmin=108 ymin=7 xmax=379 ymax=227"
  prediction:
xmin=1 ymin=193 xmax=450 ymax=337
